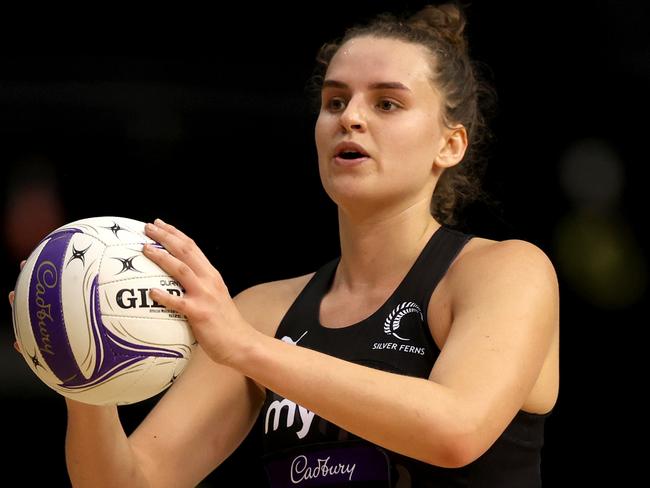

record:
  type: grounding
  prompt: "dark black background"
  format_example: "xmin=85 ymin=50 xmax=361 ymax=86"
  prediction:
xmin=1 ymin=1 xmax=647 ymax=485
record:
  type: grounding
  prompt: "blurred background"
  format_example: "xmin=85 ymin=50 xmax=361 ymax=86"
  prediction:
xmin=1 ymin=1 xmax=647 ymax=485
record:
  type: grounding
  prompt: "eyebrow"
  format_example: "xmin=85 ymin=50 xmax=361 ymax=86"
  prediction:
xmin=322 ymin=79 xmax=412 ymax=92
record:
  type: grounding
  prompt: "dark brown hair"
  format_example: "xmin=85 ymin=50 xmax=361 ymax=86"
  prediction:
xmin=308 ymin=3 xmax=497 ymax=227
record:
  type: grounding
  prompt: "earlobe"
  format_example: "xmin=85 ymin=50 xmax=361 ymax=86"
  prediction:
xmin=434 ymin=126 xmax=468 ymax=169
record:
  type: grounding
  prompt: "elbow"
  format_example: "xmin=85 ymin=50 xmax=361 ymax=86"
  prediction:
xmin=425 ymin=414 xmax=485 ymax=469
xmin=443 ymin=437 xmax=482 ymax=469
xmin=432 ymin=438 xmax=477 ymax=469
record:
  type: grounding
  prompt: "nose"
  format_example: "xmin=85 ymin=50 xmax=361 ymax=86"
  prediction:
xmin=339 ymin=98 xmax=366 ymax=133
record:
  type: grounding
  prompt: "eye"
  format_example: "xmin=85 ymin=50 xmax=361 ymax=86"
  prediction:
xmin=377 ymin=99 xmax=399 ymax=112
xmin=324 ymin=97 xmax=346 ymax=112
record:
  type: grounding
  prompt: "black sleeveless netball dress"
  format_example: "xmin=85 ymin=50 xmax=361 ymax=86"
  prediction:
xmin=257 ymin=225 xmax=549 ymax=487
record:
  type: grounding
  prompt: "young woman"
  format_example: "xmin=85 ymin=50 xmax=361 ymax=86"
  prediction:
xmin=10 ymin=4 xmax=559 ymax=487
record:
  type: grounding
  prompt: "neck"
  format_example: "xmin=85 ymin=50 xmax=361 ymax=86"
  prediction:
xmin=334 ymin=201 xmax=441 ymax=294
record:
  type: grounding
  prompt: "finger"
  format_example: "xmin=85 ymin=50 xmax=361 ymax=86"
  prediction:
xmin=147 ymin=219 xmax=210 ymax=266
xmin=13 ymin=341 xmax=22 ymax=354
xmin=20 ymin=260 xmax=26 ymax=270
xmin=152 ymin=218 xmax=186 ymax=239
xmin=142 ymin=243 xmax=201 ymax=294
xmin=8 ymin=290 xmax=15 ymax=306
xmin=148 ymin=288 xmax=188 ymax=317
xmin=144 ymin=220 xmax=213 ymax=276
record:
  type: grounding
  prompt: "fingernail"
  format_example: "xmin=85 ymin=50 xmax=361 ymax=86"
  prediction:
xmin=154 ymin=218 xmax=165 ymax=225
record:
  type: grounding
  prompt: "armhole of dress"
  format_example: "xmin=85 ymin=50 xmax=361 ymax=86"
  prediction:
xmin=273 ymin=256 xmax=339 ymax=339
xmin=421 ymin=231 xmax=474 ymax=351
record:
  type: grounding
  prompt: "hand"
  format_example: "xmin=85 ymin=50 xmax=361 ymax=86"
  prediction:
xmin=8 ymin=260 xmax=27 ymax=354
xmin=143 ymin=219 xmax=259 ymax=367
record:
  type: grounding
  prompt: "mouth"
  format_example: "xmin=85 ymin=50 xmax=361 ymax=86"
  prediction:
xmin=333 ymin=142 xmax=370 ymax=166
xmin=336 ymin=150 xmax=368 ymax=160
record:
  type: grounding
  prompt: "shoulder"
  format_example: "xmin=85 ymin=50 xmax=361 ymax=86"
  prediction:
xmin=450 ymin=237 xmax=558 ymax=285
xmin=447 ymin=237 xmax=559 ymax=315
xmin=232 ymin=272 xmax=316 ymax=338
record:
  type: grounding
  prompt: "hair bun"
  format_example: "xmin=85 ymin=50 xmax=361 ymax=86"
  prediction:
xmin=409 ymin=4 xmax=467 ymax=50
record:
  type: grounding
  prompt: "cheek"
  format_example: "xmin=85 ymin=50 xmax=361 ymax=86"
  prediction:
xmin=376 ymin=122 xmax=439 ymax=182
xmin=386 ymin=115 xmax=439 ymax=163
xmin=314 ymin=114 xmax=330 ymax=157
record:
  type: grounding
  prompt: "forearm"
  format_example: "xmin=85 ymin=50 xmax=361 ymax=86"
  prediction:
xmin=65 ymin=399 xmax=150 ymax=488
xmin=234 ymin=332 xmax=469 ymax=467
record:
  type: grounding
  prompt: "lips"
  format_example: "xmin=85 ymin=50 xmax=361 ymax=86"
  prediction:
xmin=333 ymin=142 xmax=370 ymax=165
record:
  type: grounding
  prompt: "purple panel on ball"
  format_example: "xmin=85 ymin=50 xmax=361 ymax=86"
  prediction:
xmin=28 ymin=229 xmax=82 ymax=383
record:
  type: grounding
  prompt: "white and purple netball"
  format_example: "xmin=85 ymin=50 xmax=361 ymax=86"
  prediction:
xmin=11 ymin=216 xmax=195 ymax=405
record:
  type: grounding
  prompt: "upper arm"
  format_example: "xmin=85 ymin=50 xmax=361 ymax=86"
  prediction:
xmin=127 ymin=280 xmax=295 ymax=488
xmin=429 ymin=239 xmax=559 ymax=460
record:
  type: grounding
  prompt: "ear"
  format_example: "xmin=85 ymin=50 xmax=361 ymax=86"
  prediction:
xmin=434 ymin=125 xmax=468 ymax=169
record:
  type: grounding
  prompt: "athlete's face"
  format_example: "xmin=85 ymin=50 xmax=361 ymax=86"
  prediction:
xmin=315 ymin=36 xmax=465 ymax=215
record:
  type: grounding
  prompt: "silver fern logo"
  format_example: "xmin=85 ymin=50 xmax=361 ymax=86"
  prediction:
xmin=384 ymin=301 xmax=423 ymax=341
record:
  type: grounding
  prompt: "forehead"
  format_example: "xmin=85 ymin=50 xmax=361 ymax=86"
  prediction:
xmin=326 ymin=36 xmax=434 ymax=90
